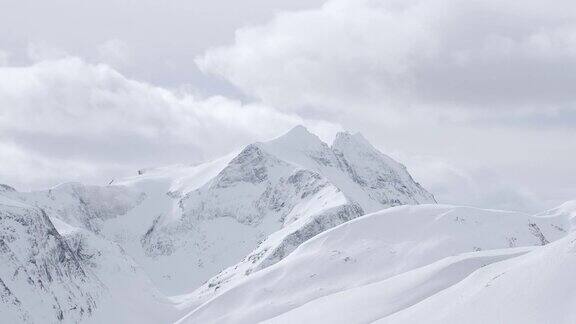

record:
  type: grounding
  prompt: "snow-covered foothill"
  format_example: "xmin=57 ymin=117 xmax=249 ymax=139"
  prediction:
xmin=176 ymin=203 xmax=572 ymax=324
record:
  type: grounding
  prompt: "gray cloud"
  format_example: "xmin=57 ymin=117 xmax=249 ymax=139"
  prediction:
xmin=198 ymin=0 xmax=576 ymax=114
xmin=0 ymin=0 xmax=325 ymax=94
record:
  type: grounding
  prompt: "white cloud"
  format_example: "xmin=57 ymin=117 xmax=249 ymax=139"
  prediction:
xmin=400 ymin=154 xmax=544 ymax=213
xmin=0 ymin=56 xmax=339 ymax=190
xmin=0 ymin=0 xmax=325 ymax=91
xmin=195 ymin=0 xmax=576 ymax=211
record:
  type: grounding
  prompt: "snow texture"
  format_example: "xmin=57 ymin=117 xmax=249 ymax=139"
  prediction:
xmin=177 ymin=202 xmax=575 ymax=324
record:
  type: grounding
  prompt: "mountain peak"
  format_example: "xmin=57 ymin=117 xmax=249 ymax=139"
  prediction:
xmin=275 ymin=125 xmax=322 ymax=144
xmin=332 ymin=131 xmax=375 ymax=153
xmin=263 ymin=125 xmax=328 ymax=153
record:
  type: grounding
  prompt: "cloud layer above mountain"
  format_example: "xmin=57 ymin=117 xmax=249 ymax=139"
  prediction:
xmin=196 ymin=0 xmax=576 ymax=210
xmin=0 ymin=57 xmax=337 ymax=189
xmin=199 ymin=0 xmax=576 ymax=116
xmin=0 ymin=0 xmax=574 ymax=212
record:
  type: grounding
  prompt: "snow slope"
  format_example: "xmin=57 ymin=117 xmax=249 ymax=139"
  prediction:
xmin=0 ymin=195 xmax=99 ymax=323
xmin=151 ymin=126 xmax=434 ymax=295
xmin=53 ymin=220 xmax=179 ymax=324
xmin=176 ymin=203 xmax=572 ymax=324
xmin=129 ymin=125 xmax=435 ymax=303
xmin=1 ymin=123 xmax=574 ymax=323
xmin=0 ymin=194 xmax=183 ymax=324
xmin=379 ymin=229 xmax=576 ymax=324
xmin=265 ymin=247 xmax=533 ymax=324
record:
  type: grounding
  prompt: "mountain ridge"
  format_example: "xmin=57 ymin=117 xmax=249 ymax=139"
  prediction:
xmin=0 ymin=125 xmax=444 ymax=323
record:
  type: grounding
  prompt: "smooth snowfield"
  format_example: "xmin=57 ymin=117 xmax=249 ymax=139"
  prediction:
xmin=378 ymin=230 xmax=576 ymax=324
xmin=265 ymin=247 xmax=532 ymax=324
xmin=176 ymin=203 xmax=571 ymax=323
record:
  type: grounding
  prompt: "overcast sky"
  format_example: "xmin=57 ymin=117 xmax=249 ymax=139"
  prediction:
xmin=1 ymin=0 xmax=575 ymax=212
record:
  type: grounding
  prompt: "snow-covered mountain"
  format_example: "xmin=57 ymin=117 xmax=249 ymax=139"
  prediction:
xmin=176 ymin=202 xmax=576 ymax=324
xmin=0 ymin=125 xmax=436 ymax=322
xmin=83 ymin=125 xmax=434 ymax=295
xmin=0 ymin=195 xmax=99 ymax=323
xmin=4 ymin=124 xmax=572 ymax=324
xmin=0 ymin=190 xmax=182 ymax=323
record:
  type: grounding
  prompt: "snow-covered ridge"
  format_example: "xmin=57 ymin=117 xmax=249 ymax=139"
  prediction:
xmin=101 ymin=125 xmax=435 ymax=295
xmin=377 ymin=225 xmax=576 ymax=323
xmin=1 ymin=138 xmax=575 ymax=324
xmin=7 ymin=124 xmax=574 ymax=324
xmin=176 ymin=203 xmax=575 ymax=324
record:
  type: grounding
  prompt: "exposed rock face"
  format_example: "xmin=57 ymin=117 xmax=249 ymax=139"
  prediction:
xmin=188 ymin=201 xmax=365 ymax=306
xmin=260 ymin=126 xmax=436 ymax=213
xmin=140 ymin=126 xmax=437 ymax=306
xmin=132 ymin=126 xmax=435 ymax=294
xmin=0 ymin=197 xmax=99 ymax=323
xmin=331 ymin=132 xmax=435 ymax=207
xmin=0 ymin=195 xmax=182 ymax=323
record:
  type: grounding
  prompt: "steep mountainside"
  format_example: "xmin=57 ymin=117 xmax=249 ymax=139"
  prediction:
xmin=0 ymin=194 xmax=183 ymax=324
xmin=0 ymin=196 xmax=99 ymax=323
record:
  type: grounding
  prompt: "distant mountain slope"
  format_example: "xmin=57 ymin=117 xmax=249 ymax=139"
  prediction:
xmin=176 ymin=203 xmax=572 ymax=324
xmin=3 ymin=126 xmax=432 ymax=296
xmin=131 ymin=125 xmax=434 ymax=294
xmin=0 ymin=195 xmax=183 ymax=324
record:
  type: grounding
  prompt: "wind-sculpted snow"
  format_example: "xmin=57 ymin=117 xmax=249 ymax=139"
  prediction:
xmin=378 ymin=230 xmax=576 ymax=324
xmin=176 ymin=203 xmax=572 ymax=324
